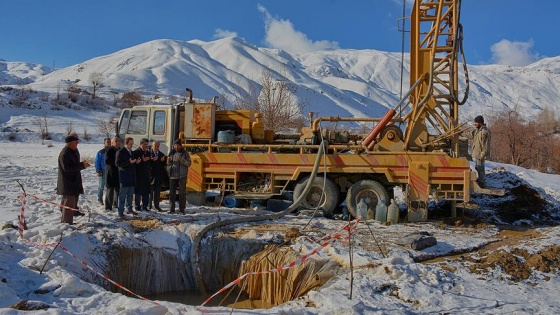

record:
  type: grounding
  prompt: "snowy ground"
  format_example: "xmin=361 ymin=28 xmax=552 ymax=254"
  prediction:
xmin=1 ymin=136 xmax=560 ymax=313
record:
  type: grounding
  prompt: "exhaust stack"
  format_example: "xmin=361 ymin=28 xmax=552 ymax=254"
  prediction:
xmin=186 ymin=88 xmax=194 ymax=103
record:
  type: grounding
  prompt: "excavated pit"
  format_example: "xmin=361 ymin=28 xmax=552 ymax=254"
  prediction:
xmin=99 ymin=224 xmax=337 ymax=308
xmin=103 ymin=235 xmax=265 ymax=305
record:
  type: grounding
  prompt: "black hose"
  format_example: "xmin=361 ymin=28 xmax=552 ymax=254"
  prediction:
xmin=191 ymin=141 xmax=327 ymax=294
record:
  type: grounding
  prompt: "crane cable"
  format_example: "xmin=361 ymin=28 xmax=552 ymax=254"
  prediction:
xmin=450 ymin=0 xmax=470 ymax=105
xmin=398 ymin=0 xmax=407 ymax=104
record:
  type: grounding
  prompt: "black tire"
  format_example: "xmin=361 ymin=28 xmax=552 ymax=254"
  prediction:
xmin=346 ymin=180 xmax=389 ymax=218
xmin=293 ymin=176 xmax=340 ymax=217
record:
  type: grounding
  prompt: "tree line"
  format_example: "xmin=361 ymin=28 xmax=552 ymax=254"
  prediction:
xmin=488 ymin=108 xmax=560 ymax=173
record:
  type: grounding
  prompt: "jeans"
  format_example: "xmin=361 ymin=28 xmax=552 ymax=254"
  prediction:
xmin=118 ymin=186 xmax=134 ymax=217
xmin=97 ymin=173 xmax=106 ymax=202
xmin=474 ymin=158 xmax=486 ymax=186
xmin=169 ymin=177 xmax=187 ymax=212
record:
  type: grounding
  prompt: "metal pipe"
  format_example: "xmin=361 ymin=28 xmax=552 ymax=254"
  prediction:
xmin=362 ymin=109 xmax=396 ymax=148
xmin=185 ymin=88 xmax=194 ymax=103
xmin=311 ymin=116 xmax=403 ymax=132
xmin=361 ymin=76 xmax=425 ymax=149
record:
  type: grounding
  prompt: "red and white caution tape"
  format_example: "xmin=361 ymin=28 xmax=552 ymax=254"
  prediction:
xmin=57 ymin=243 xmax=160 ymax=306
xmin=18 ymin=190 xmax=361 ymax=309
xmin=16 ymin=192 xmax=160 ymax=306
xmin=17 ymin=193 xmax=26 ymax=239
xmin=198 ymin=219 xmax=360 ymax=308
xmin=17 ymin=193 xmax=59 ymax=247
xmin=27 ymin=193 xmax=87 ymax=215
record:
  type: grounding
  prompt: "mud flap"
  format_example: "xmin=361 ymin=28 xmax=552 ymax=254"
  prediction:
xmin=407 ymin=162 xmax=430 ymax=222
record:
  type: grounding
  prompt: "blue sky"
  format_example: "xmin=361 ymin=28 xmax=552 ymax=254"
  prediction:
xmin=1 ymin=0 xmax=558 ymax=68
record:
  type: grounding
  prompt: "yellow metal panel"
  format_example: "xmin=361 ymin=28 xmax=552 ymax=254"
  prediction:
xmin=408 ymin=161 xmax=430 ymax=202
xmin=187 ymin=155 xmax=205 ymax=192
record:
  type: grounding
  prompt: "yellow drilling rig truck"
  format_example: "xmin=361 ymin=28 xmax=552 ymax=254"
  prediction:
xmin=117 ymin=0 xmax=498 ymax=221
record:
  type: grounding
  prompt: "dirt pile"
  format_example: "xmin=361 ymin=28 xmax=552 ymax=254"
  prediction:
xmin=469 ymin=245 xmax=560 ymax=281
xmin=471 ymin=171 xmax=558 ymax=225
xmin=494 ymin=184 xmax=550 ymax=223
xmin=9 ymin=300 xmax=50 ymax=311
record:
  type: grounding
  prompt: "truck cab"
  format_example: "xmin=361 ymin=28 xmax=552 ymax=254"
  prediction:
xmin=118 ymin=105 xmax=176 ymax=154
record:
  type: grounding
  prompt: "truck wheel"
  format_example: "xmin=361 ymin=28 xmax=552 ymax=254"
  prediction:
xmin=293 ymin=176 xmax=340 ymax=217
xmin=346 ymin=180 xmax=389 ymax=218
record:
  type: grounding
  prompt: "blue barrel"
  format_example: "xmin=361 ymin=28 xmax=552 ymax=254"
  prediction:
xmin=217 ymin=130 xmax=235 ymax=143
xmin=223 ymin=196 xmax=241 ymax=208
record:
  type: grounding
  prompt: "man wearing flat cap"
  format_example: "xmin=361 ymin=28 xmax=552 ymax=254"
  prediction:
xmin=56 ymin=134 xmax=90 ymax=224
xmin=469 ymin=115 xmax=491 ymax=187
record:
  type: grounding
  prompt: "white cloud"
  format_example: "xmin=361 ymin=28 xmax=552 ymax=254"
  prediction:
xmin=257 ymin=5 xmax=339 ymax=54
xmin=490 ymin=39 xmax=540 ymax=66
xmin=213 ymin=28 xmax=238 ymax=39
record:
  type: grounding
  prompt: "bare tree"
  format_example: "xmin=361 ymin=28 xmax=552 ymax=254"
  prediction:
xmin=232 ymin=76 xmax=261 ymax=112
xmin=214 ymin=93 xmax=228 ymax=110
xmin=536 ymin=108 xmax=558 ymax=134
xmin=257 ymin=68 xmax=307 ymax=131
xmin=82 ymin=126 xmax=91 ymax=141
xmin=489 ymin=109 xmax=557 ymax=171
xmin=96 ymin=117 xmax=116 ymax=138
xmin=89 ymin=72 xmax=103 ymax=99
xmin=10 ymin=79 xmax=30 ymax=106
xmin=32 ymin=112 xmax=50 ymax=140
xmin=17 ymin=80 xmax=26 ymax=98
xmin=66 ymin=121 xmax=75 ymax=136
xmin=550 ymin=141 xmax=560 ymax=173
xmin=120 ymin=91 xmax=143 ymax=108
xmin=233 ymin=68 xmax=306 ymax=131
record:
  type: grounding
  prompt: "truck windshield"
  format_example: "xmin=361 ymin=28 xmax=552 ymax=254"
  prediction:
xmin=119 ymin=110 xmax=130 ymax=137
xmin=127 ymin=111 xmax=148 ymax=135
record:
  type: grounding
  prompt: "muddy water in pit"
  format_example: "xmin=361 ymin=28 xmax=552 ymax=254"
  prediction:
xmin=422 ymin=226 xmax=542 ymax=264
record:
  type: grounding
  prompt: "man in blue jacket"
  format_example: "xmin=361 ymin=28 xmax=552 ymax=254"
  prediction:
xmin=94 ymin=138 xmax=111 ymax=205
xmin=115 ymin=137 xmax=139 ymax=219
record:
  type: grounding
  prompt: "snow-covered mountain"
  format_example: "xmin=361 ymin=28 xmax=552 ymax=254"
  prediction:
xmin=3 ymin=37 xmax=560 ymax=120
xmin=0 ymin=59 xmax=54 ymax=85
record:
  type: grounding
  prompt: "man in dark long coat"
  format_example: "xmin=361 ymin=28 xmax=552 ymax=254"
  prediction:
xmin=133 ymin=138 xmax=151 ymax=211
xmin=149 ymin=140 xmax=166 ymax=211
xmin=56 ymin=135 xmax=90 ymax=224
xmin=104 ymin=137 xmax=121 ymax=211
xmin=116 ymin=137 xmax=138 ymax=219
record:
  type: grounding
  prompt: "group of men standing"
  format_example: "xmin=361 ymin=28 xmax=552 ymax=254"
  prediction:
xmin=100 ymin=137 xmax=191 ymax=219
xmin=57 ymin=136 xmax=191 ymax=223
